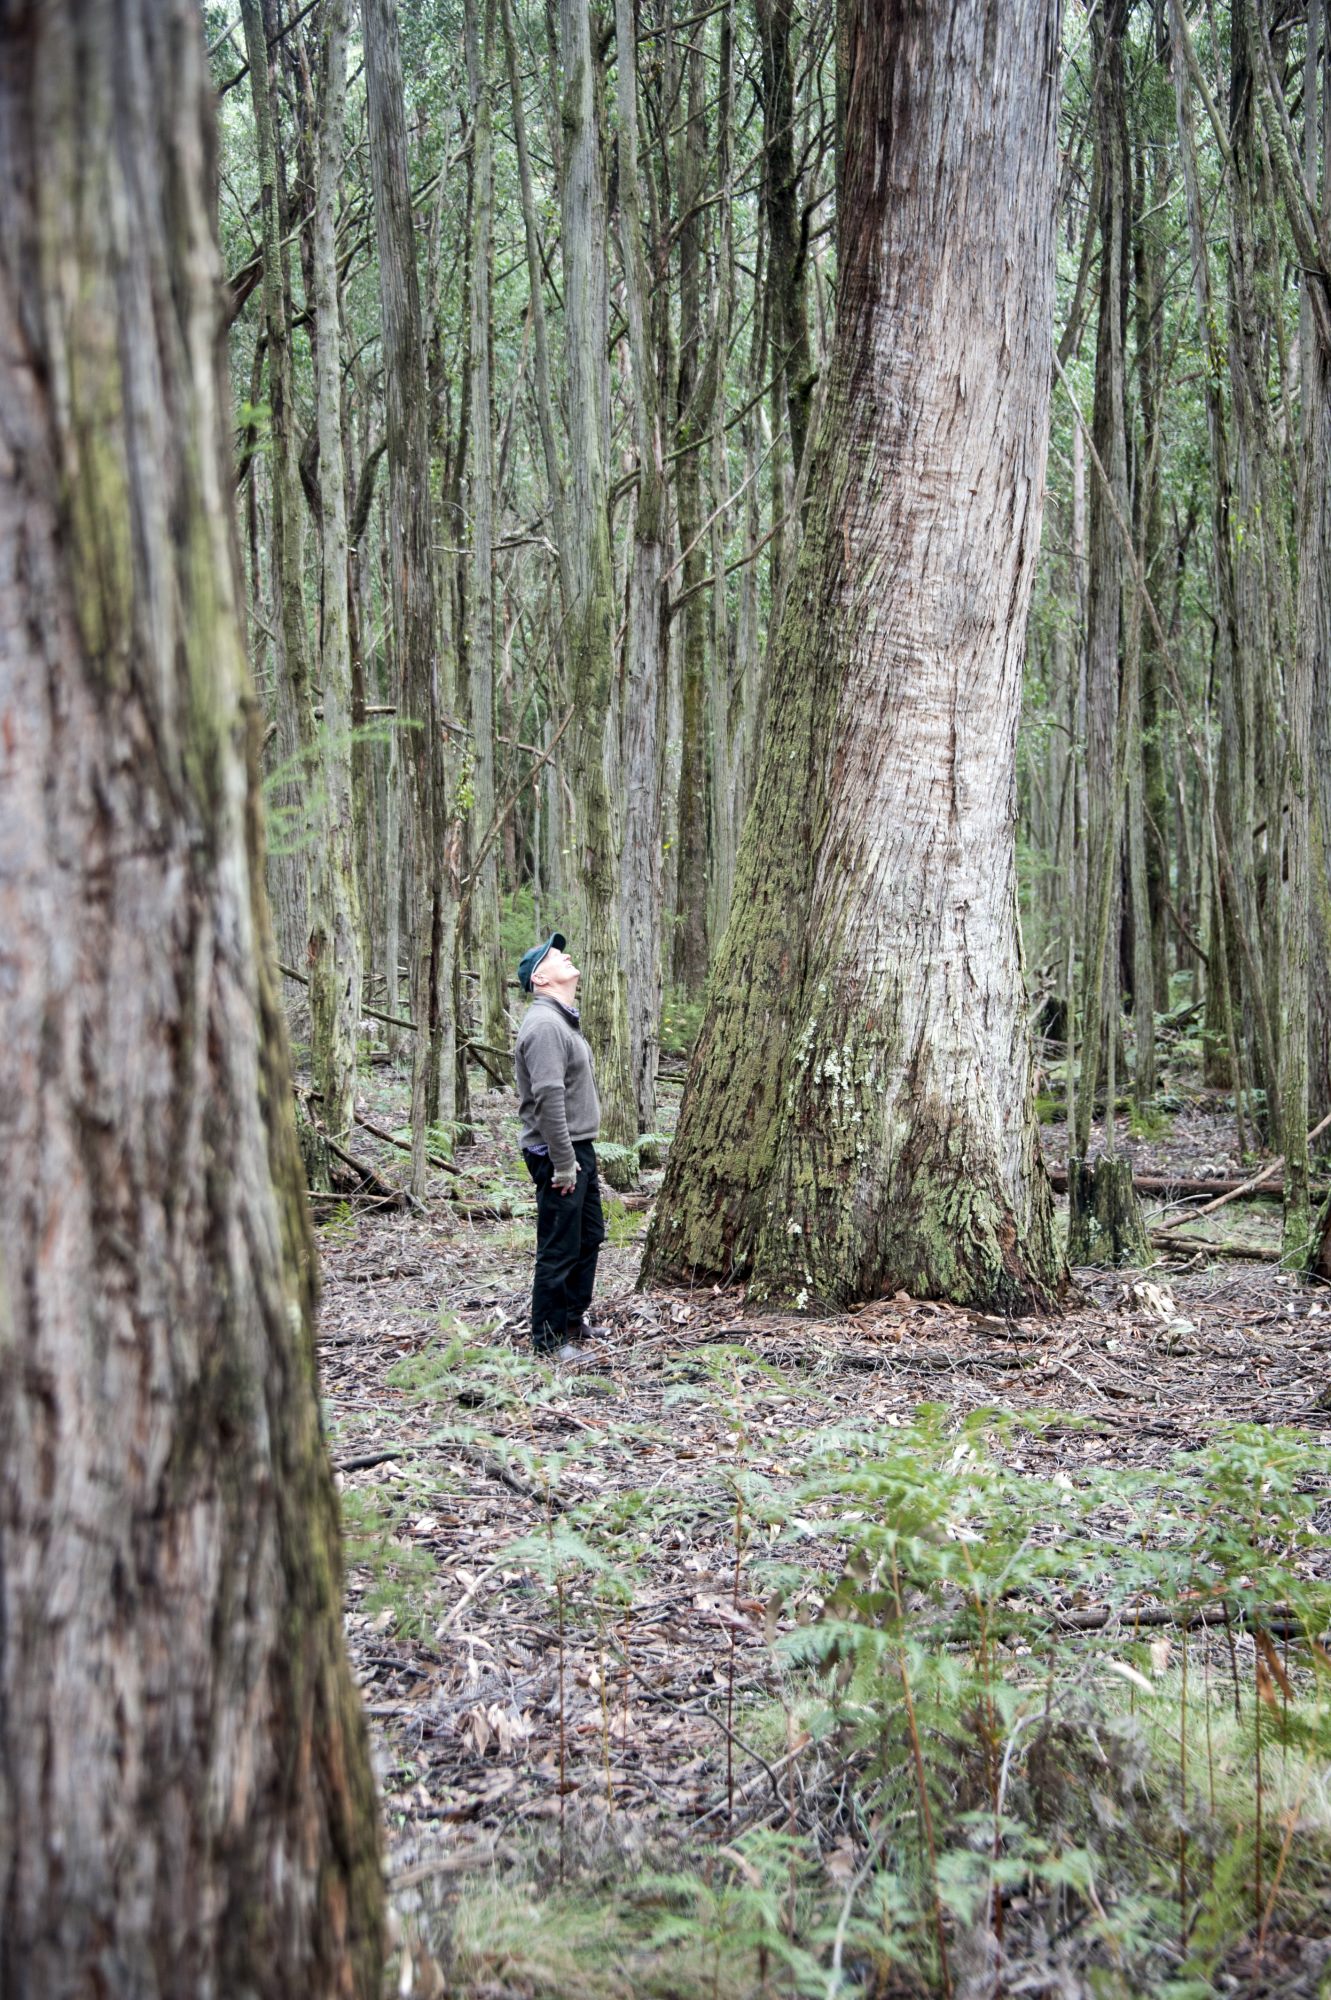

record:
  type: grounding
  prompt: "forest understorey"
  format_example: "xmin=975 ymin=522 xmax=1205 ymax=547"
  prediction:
xmin=316 ymin=1061 xmax=1331 ymax=2000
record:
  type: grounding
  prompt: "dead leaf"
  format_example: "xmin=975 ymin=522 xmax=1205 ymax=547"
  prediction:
xmin=1105 ymin=1659 xmax=1155 ymax=1696
xmin=717 ymin=1844 xmax=764 ymax=1890
xmin=1254 ymin=1629 xmax=1292 ymax=1701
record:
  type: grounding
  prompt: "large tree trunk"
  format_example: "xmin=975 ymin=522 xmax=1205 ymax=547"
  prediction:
xmin=0 ymin=3 xmax=383 ymax=1993
xmin=642 ymin=0 xmax=1065 ymax=1311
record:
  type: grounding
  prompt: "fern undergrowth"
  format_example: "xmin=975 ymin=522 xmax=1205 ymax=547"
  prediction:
xmin=360 ymin=1337 xmax=1331 ymax=1999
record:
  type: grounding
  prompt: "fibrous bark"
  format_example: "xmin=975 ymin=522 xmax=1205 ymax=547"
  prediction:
xmin=0 ymin=2 xmax=383 ymax=1991
xmin=642 ymin=0 xmax=1066 ymax=1311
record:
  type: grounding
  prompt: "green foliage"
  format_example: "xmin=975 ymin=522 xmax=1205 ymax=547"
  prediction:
xmin=340 ymin=1488 xmax=439 ymax=1641
xmin=659 ymin=988 xmax=706 ymax=1059
xmin=1128 ymin=1100 xmax=1175 ymax=1141
xmin=776 ymin=1412 xmax=1331 ymax=1992
xmin=353 ymin=1335 xmax=1331 ymax=1995
xmin=262 ymin=718 xmax=406 ymax=857
xmin=502 ymin=885 xmax=576 ymax=972
xmin=601 ymin=1195 xmax=643 ymax=1249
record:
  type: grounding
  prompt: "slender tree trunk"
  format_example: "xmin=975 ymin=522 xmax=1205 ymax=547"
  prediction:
xmin=1132 ymin=133 xmax=1172 ymax=1029
xmin=616 ymin=0 xmax=667 ymax=1135
xmin=642 ymin=0 xmax=1066 ymax=1310
xmin=706 ymin=0 xmax=745 ymax=948
xmin=672 ymin=31 xmax=711 ymax=997
xmin=464 ymin=0 xmax=511 ymax=1080
xmin=310 ymin=0 xmax=364 ymax=1138
xmin=1247 ymin=0 xmax=1327 ymax=1251
xmin=1078 ymin=0 xmax=1131 ymax=1152
xmin=0 ymin=3 xmax=383 ymax=1989
xmin=363 ymin=0 xmax=455 ymax=1187
xmin=557 ymin=0 xmax=638 ymax=1182
xmin=243 ymin=0 xmax=313 ymax=999
xmin=500 ymin=0 xmax=566 ymax=564
xmin=755 ymin=0 xmax=815 ymax=496
xmin=1223 ymin=1 xmax=1280 ymax=1110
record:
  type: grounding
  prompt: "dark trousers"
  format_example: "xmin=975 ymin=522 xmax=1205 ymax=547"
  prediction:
xmin=524 ymin=1140 xmax=606 ymax=1351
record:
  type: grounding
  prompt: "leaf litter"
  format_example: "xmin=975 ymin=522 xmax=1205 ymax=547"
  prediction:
xmin=318 ymin=1066 xmax=1331 ymax=1996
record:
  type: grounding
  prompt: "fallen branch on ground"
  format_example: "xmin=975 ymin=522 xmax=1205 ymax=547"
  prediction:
xmin=1152 ymin=1109 xmax=1331 ymax=1231
xmin=278 ymin=958 xmax=416 ymax=1033
xmin=1048 ymin=1166 xmax=1327 ymax=1202
xmin=323 ymin=1132 xmax=417 ymax=1211
xmin=354 ymin=1110 xmax=462 ymax=1175
xmin=336 ymin=1440 xmax=568 ymax=1512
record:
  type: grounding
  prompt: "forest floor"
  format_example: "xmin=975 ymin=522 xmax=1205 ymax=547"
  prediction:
xmin=315 ymin=1060 xmax=1331 ymax=2000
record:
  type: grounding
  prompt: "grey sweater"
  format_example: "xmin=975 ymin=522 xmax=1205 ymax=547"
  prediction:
xmin=514 ymin=996 xmax=600 ymax=1178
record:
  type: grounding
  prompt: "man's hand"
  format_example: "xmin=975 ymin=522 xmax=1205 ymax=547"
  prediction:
xmin=553 ymin=1167 xmax=578 ymax=1195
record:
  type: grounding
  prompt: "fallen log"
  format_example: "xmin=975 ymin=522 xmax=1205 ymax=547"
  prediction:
xmin=1048 ymin=1167 xmax=1286 ymax=1200
xmin=1150 ymin=1231 xmax=1281 ymax=1263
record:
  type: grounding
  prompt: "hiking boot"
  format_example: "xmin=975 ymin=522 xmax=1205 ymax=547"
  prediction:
xmin=567 ymin=1316 xmax=609 ymax=1343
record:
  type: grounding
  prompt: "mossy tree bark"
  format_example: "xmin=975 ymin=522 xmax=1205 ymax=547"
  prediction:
xmin=0 ymin=1 xmax=383 ymax=1991
xmin=641 ymin=0 xmax=1066 ymax=1311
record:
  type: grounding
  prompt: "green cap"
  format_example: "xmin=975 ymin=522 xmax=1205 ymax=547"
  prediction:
xmin=518 ymin=932 xmax=567 ymax=992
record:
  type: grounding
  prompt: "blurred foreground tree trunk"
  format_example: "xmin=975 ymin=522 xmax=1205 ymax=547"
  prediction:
xmin=0 ymin=2 xmax=383 ymax=1993
xmin=642 ymin=0 xmax=1066 ymax=1310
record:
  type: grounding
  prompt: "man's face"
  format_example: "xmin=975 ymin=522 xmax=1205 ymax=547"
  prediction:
xmin=534 ymin=945 xmax=580 ymax=990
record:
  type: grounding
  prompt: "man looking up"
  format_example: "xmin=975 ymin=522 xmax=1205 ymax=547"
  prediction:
xmin=514 ymin=933 xmax=606 ymax=1357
